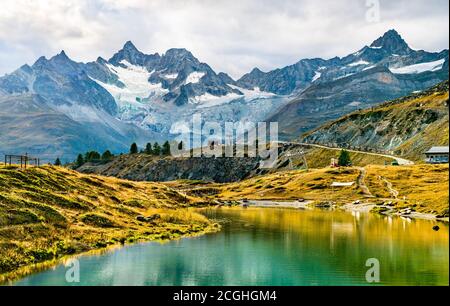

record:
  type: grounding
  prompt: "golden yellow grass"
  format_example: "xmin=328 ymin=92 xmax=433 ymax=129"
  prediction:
xmin=365 ymin=164 xmax=449 ymax=215
xmin=0 ymin=165 xmax=217 ymax=282
xmin=302 ymin=90 xmax=449 ymax=162
xmin=1 ymin=162 xmax=448 ymax=281
xmin=396 ymin=116 xmax=449 ymax=161
xmin=210 ymin=164 xmax=448 ymax=217
xmin=382 ymin=91 xmax=448 ymax=111
xmin=303 ymin=147 xmax=394 ymax=168
xmin=216 ymin=167 xmax=361 ymax=202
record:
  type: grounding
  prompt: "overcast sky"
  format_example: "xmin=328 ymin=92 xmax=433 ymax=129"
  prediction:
xmin=0 ymin=0 xmax=448 ymax=78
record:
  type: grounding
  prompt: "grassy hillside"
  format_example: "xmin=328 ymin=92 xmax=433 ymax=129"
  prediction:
xmin=75 ymin=141 xmax=399 ymax=187
xmin=264 ymin=144 xmax=395 ymax=172
xmin=1 ymin=162 xmax=447 ymax=282
xmin=302 ymin=81 xmax=449 ymax=161
xmin=395 ymin=115 xmax=449 ymax=160
xmin=217 ymin=167 xmax=361 ymax=202
xmin=303 ymin=147 xmax=394 ymax=168
xmin=365 ymin=164 xmax=449 ymax=216
xmin=0 ymin=165 xmax=217 ymax=281
xmin=191 ymin=164 xmax=449 ymax=217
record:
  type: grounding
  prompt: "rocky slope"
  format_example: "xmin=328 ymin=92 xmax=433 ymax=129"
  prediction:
xmin=0 ymin=30 xmax=448 ymax=160
xmin=0 ymin=94 xmax=155 ymax=161
xmin=238 ymin=30 xmax=448 ymax=96
xmin=301 ymin=81 xmax=449 ymax=161
xmin=77 ymin=154 xmax=260 ymax=183
xmin=265 ymin=30 xmax=448 ymax=138
xmin=76 ymin=142 xmax=401 ymax=183
xmin=0 ymin=43 xmax=287 ymax=161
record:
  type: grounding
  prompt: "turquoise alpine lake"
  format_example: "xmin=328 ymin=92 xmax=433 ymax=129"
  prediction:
xmin=13 ymin=207 xmax=449 ymax=286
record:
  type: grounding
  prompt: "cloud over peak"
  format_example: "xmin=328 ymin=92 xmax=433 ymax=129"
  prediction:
xmin=0 ymin=0 xmax=448 ymax=78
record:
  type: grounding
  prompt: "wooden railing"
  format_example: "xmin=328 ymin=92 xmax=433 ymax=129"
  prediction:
xmin=4 ymin=154 xmax=40 ymax=169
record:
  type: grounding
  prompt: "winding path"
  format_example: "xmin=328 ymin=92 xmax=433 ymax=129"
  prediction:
xmin=356 ymin=167 xmax=375 ymax=198
xmin=380 ymin=176 xmax=399 ymax=199
xmin=277 ymin=142 xmax=415 ymax=166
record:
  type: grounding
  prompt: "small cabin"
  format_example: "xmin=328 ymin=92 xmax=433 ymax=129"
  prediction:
xmin=330 ymin=158 xmax=338 ymax=168
xmin=424 ymin=146 xmax=449 ymax=164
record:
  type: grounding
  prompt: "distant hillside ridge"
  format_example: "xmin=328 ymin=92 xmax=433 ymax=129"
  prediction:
xmin=301 ymin=80 xmax=449 ymax=161
xmin=77 ymin=154 xmax=260 ymax=183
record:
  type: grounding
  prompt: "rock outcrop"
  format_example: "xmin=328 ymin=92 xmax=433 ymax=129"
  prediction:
xmin=301 ymin=81 xmax=449 ymax=161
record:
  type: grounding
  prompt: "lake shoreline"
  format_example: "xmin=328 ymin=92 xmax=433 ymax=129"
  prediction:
xmin=341 ymin=203 xmax=449 ymax=223
xmin=3 ymin=201 xmax=447 ymax=285
xmin=0 ymin=223 xmax=219 ymax=285
xmin=231 ymin=199 xmax=448 ymax=223
xmin=238 ymin=200 xmax=314 ymax=209
xmin=10 ymin=206 xmax=449 ymax=286
xmin=0 ymin=165 xmax=223 ymax=285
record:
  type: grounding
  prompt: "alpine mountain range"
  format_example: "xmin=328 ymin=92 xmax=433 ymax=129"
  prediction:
xmin=0 ymin=29 xmax=448 ymax=161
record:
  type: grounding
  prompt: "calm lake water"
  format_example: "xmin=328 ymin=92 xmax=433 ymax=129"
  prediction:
xmin=14 ymin=207 xmax=449 ymax=286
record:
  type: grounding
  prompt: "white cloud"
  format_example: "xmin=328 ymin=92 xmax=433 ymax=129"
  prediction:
xmin=0 ymin=0 xmax=448 ymax=78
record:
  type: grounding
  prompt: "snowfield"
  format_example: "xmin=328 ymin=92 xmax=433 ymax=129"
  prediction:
xmin=348 ymin=60 xmax=370 ymax=67
xmin=390 ymin=59 xmax=446 ymax=74
xmin=190 ymin=92 xmax=242 ymax=108
xmin=228 ymin=85 xmax=276 ymax=101
xmin=312 ymin=71 xmax=321 ymax=82
xmin=164 ymin=73 xmax=178 ymax=79
xmin=363 ymin=65 xmax=377 ymax=71
xmin=89 ymin=60 xmax=288 ymax=136
xmin=91 ymin=60 xmax=168 ymax=109
xmin=192 ymin=86 xmax=277 ymax=109
xmin=185 ymin=71 xmax=206 ymax=84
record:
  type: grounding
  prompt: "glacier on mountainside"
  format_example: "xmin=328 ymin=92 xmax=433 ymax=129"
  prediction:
xmin=390 ymin=59 xmax=446 ymax=74
xmin=90 ymin=60 xmax=290 ymax=137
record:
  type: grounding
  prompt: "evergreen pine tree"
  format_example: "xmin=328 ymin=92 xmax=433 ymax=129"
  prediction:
xmin=130 ymin=143 xmax=138 ymax=154
xmin=145 ymin=142 xmax=153 ymax=155
xmin=338 ymin=150 xmax=352 ymax=167
xmin=102 ymin=150 xmax=113 ymax=160
xmin=153 ymin=142 xmax=161 ymax=156
xmin=85 ymin=151 xmax=100 ymax=162
xmin=162 ymin=141 xmax=171 ymax=156
xmin=54 ymin=157 xmax=61 ymax=166
xmin=76 ymin=154 xmax=84 ymax=167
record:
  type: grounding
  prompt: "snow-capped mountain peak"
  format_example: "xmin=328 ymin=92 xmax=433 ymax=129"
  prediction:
xmin=53 ymin=50 xmax=70 ymax=61
xmin=0 ymin=30 xmax=447 ymax=160
xmin=109 ymin=41 xmax=160 ymax=67
xmin=236 ymin=29 xmax=448 ymax=93
xmin=369 ymin=29 xmax=411 ymax=55
xmin=123 ymin=40 xmax=139 ymax=52
xmin=163 ymin=48 xmax=198 ymax=62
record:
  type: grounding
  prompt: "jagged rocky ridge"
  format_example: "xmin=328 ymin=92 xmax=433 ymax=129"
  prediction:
xmin=237 ymin=30 xmax=448 ymax=95
xmin=265 ymin=30 xmax=448 ymax=138
xmin=0 ymin=29 xmax=448 ymax=160
xmin=301 ymin=81 xmax=449 ymax=161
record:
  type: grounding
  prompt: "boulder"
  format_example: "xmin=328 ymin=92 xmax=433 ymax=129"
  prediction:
xmin=136 ymin=215 xmax=147 ymax=222
xmin=136 ymin=214 xmax=161 ymax=223
xmin=147 ymin=214 xmax=161 ymax=222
